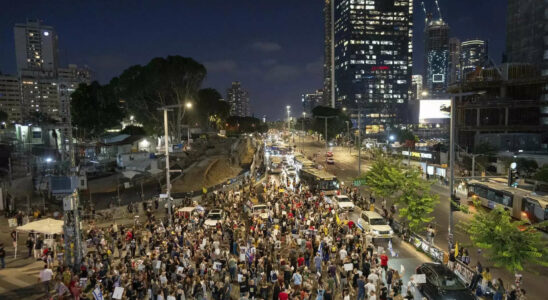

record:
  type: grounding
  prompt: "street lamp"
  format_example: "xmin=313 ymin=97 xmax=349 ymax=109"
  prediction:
xmin=184 ymin=102 xmax=193 ymax=144
xmin=301 ymin=112 xmax=306 ymax=149
xmin=447 ymin=90 xmax=486 ymax=250
xmin=286 ymin=105 xmax=291 ymax=131
xmin=157 ymin=103 xmax=191 ymax=226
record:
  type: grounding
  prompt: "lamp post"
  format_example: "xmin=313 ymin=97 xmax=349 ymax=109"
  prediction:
xmin=286 ymin=105 xmax=291 ymax=132
xmin=158 ymin=102 xmax=191 ymax=226
xmin=345 ymin=121 xmax=350 ymax=153
xmin=302 ymin=112 xmax=306 ymax=150
xmin=184 ymin=102 xmax=193 ymax=145
xmin=447 ymin=90 xmax=485 ymax=250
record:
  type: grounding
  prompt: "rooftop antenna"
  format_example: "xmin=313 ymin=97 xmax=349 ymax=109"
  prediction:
xmin=421 ymin=1 xmax=428 ymax=24
xmin=434 ymin=0 xmax=443 ymax=21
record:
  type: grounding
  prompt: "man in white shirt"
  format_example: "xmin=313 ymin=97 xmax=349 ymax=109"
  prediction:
xmin=339 ymin=248 xmax=347 ymax=261
xmin=367 ymin=271 xmax=379 ymax=285
xmin=365 ymin=279 xmax=376 ymax=295
xmin=39 ymin=264 xmax=53 ymax=296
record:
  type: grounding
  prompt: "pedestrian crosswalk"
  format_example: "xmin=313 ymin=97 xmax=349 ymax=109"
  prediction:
xmin=0 ymin=260 xmax=45 ymax=300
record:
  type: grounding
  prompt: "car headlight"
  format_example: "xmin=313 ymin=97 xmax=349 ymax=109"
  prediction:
xmin=372 ymin=230 xmax=379 ymax=235
xmin=389 ymin=230 xmax=394 ymax=235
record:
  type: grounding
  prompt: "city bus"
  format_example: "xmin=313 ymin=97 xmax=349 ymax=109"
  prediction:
xmin=466 ymin=180 xmax=548 ymax=225
xmin=294 ymin=155 xmax=315 ymax=170
xmin=299 ymin=167 xmax=339 ymax=195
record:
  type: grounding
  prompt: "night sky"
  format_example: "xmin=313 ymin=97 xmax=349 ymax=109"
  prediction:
xmin=0 ymin=0 xmax=506 ymax=120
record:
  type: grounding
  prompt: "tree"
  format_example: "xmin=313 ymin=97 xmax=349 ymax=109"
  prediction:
xmin=115 ymin=56 xmax=206 ymax=139
xmin=533 ymin=165 xmax=548 ymax=182
xmin=71 ymin=82 xmax=124 ymax=137
xmin=196 ymin=88 xmax=230 ymax=130
xmin=121 ymin=125 xmax=146 ymax=136
xmin=396 ymin=168 xmax=439 ymax=233
xmin=392 ymin=128 xmax=417 ymax=145
xmin=360 ymin=153 xmax=438 ymax=233
xmin=361 ymin=153 xmax=405 ymax=200
xmin=311 ymin=106 xmax=349 ymax=141
xmin=462 ymin=204 xmax=548 ymax=291
xmin=226 ymin=116 xmax=267 ymax=134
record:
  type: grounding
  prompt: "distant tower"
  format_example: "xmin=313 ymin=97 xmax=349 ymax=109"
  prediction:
xmin=226 ymin=81 xmax=250 ymax=117
xmin=323 ymin=0 xmax=333 ymax=107
xmin=460 ymin=39 xmax=488 ymax=80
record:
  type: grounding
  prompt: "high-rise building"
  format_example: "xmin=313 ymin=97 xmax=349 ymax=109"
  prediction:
xmin=460 ymin=39 xmax=488 ymax=79
xmin=424 ymin=17 xmax=449 ymax=96
xmin=506 ymin=0 xmax=548 ymax=76
xmin=14 ymin=20 xmax=60 ymax=121
xmin=226 ymin=81 xmax=250 ymax=117
xmin=0 ymin=75 xmax=22 ymax=123
xmin=333 ymin=0 xmax=413 ymax=130
xmin=506 ymin=0 xmax=548 ymax=130
xmin=411 ymin=75 xmax=423 ymax=101
xmin=302 ymin=90 xmax=324 ymax=114
xmin=14 ymin=20 xmax=59 ymax=75
xmin=448 ymin=37 xmax=461 ymax=84
xmin=323 ymin=0 xmax=333 ymax=107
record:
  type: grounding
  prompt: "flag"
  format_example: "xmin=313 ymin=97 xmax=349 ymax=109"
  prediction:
xmin=335 ymin=213 xmax=341 ymax=225
xmin=454 ymin=242 xmax=459 ymax=257
xmin=317 ymin=241 xmax=323 ymax=258
xmin=92 ymin=286 xmax=103 ymax=300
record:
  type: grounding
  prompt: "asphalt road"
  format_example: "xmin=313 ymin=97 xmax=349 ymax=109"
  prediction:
xmin=294 ymin=134 xmax=548 ymax=299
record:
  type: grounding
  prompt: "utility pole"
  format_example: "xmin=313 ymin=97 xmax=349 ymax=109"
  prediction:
xmin=63 ymin=191 xmax=83 ymax=270
xmin=448 ymin=89 xmax=485 ymax=250
xmin=158 ymin=104 xmax=188 ymax=226
xmin=345 ymin=121 xmax=350 ymax=153
xmin=301 ymin=112 xmax=306 ymax=150
xmin=358 ymin=110 xmax=362 ymax=176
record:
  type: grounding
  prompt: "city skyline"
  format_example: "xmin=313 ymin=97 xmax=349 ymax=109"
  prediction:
xmin=0 ymin=1 xmax=507 ymax=120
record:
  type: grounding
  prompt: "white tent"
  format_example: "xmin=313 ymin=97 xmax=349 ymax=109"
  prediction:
xmin=14 ymin=218 xmax=64 ymax=259
xmin=16 ymin=218 xmax=64 ymax=235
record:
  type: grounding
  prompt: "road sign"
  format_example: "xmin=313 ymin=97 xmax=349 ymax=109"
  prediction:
xmin=353 ymin=179 xmax=366 ymax=186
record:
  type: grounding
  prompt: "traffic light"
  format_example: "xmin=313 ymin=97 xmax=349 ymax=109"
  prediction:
xmin=508 ymin=168 xmax=519 ymax=187
xmin=450 ymin=195 xmax=461 ymax=212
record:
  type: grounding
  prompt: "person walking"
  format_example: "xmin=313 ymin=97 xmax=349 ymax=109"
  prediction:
xmin=0 ymin=243 xmax=6 ymax=269
xmin=39 ymin=264 xmax=53 ymax=297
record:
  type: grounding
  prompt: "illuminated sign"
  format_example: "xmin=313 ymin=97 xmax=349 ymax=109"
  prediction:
xmin=371 ymin=66 xmax=390 ymax=71
xmin=402 ymin=151 xmax=433 ymax=159
xmin=419 ymin=99 xmax=451 ymax=123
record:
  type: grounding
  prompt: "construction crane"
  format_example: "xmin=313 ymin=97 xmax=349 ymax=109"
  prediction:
xmin=421 ymin=1 xmax=428 ymax=24
xmin=434 ymin=0 xmax=443 ymax=21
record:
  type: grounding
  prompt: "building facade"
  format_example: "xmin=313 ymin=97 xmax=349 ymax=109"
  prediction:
xmin=0 ymin=75 xmax=22 ymax=123
xmin=448 ymin=37 xmax=461 ymax=84
xmin=226 ymin=81 xmax=251 ymax=117
xmin=333 ymin=0 xmax=413 ymax=131
xmin=323 ymin=0 xmax=334 ymax=107
xmin=302 ymin=90 xmax=324 ymax=115
xmin=424 ymin=18 xmax=449 ymax=96
xmin=411 ymin=75 xmax=423 ymax=101
xmin=14 ymin=20 xmax=59 ymax=74
xmin=460 ymin=39 xmax=488 ymax=78
xmin=506 ymin=0 xmax=548 ymax=76
xmin=455 ymin=64 xmax=548 ymax=151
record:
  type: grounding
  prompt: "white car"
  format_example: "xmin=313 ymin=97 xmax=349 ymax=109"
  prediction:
xmin=285 ymin=166 xmax=297 ymax=177
xmin=332 ymin=195 xmax=355 ymax=211
xmin=204 ymin=209 xmax=225 ymax=227
xmin=357 ymin=211 xmax=394 ymax=239
xmin=252 ymin=204 xmax=270 ymax=219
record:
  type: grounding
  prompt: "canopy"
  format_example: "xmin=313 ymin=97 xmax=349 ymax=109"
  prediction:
xmin=16 ymin=218 xmax=64 ymax=235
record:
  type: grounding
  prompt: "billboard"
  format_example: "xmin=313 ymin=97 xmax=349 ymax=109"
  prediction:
xmin=419 ymin=99 xmax=451 ymax=123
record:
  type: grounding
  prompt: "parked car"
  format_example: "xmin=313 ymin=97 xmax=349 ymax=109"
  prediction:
xmin=252 ymin=204 xmax=270 ymax=219
xmin=415 ymin=263 xmax=477 ymax=300
xmin=332 ymin=195 xmax=355 ymax=211
xmin=357 ymin=211 xmax=394 ymax=239
xmin=204 ymin=209 xmax=225 ymax=227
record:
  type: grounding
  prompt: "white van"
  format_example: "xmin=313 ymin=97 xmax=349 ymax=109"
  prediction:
xmin=357 ymin=211 xmax=394 ymax=239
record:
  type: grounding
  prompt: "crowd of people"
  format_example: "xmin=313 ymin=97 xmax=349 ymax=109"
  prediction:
xmin=29 ymin=168 xmax=426 ymax=300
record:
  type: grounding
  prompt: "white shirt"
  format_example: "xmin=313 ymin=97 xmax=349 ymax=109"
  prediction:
xmin=40 ymin=268 xmax=53 ymax=282
xmin=365 ymin=282 xmax=376 ymax=294
xmin=339 ymin=249 xmax=347 ymax=260
xmin=367 ymin=273 xmax=379 ymax=285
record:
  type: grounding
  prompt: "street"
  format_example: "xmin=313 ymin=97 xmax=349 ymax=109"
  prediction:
xmin=296 ymin=134 xmax=548 ymax=299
